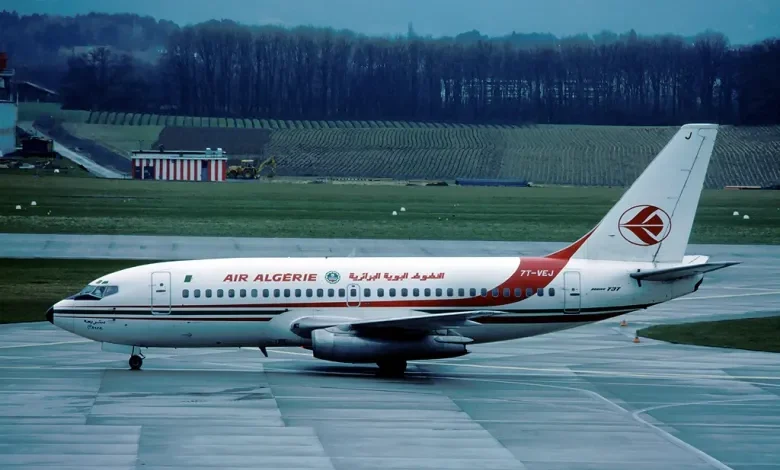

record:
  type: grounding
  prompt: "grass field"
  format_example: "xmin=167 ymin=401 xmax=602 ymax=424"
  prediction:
xmin=638 ymin=316 xmax=780 ymax=353
xmin=0 ymin=258 xmax=148 ymax=324
xmin=1 ymin=173 xmax=778 ymax=243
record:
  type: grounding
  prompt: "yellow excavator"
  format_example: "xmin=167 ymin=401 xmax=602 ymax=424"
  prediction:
xmin=227 ymin=157 xmax=277 ymax=179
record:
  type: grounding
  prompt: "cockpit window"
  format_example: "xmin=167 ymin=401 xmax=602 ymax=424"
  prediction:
xmin=73 ymin=284 xmax=119 ymax=300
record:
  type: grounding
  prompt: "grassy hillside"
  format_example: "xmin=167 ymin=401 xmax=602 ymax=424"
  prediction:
xmin=18 ymin=103 xmax=780 ymax=187
xmin=61 ymin=123 xmax=164 ymax=155
xmin=1 ymin=173 xmax=778 ymax=244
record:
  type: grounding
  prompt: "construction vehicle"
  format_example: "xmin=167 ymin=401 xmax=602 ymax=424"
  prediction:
xmin=226 ymin=157 xmax=277 ymax=179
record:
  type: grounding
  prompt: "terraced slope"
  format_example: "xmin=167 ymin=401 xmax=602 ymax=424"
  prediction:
xmin=155 ymin=125 xmax=780 ymax=188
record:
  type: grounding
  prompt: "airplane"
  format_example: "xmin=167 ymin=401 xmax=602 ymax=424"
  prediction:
xmin=47 ymin=123 xmax=737 ymax=376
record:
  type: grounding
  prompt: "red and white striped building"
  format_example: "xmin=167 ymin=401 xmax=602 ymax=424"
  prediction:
xmin=131 ymin=149 xmax=228 ymax=182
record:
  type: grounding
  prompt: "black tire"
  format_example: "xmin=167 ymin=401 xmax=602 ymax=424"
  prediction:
xmin=129 ymin=355 xmax=143 ymax=370
xmin=243 ymin=170 xmax=253 ymax=179
xmin=376 ymin=360 xmax=407 ymax=377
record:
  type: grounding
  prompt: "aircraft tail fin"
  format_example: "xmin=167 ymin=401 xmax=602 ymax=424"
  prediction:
xmin=547 ymin=124 xmax=719 ymax=263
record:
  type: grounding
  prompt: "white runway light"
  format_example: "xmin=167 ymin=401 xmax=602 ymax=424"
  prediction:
xmin=392 ymin=211 xmax=398 ymax=216
xmin=53 ymin=169 xmax=60 ymax=174
xmin=30 ymin=201 xmax=37 ymax=206
xmin=743 ymin=214 xmax=750 ymax=220
xmin=733 ymin=211 xmax=739 ymax=216
xmin=15 ymin=205 xmax=21 ymax=210
xmin=400 ymin=207 xmax=406 ymax=212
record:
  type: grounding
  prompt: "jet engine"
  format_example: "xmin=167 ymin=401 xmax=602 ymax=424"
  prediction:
xmin=311 ymin=328 xmax=469 ymax=363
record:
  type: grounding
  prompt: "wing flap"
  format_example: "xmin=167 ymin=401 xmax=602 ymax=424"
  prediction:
xmin=630 ymin=262 xmax=739 ymax=281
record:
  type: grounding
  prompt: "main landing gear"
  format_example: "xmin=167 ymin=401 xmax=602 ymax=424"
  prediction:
xmin=376 ymin=360 xmax=407 ymax=377
xmin=129 ymin=355 xmax=143 ymax=370
xmin=128 ymin=346 xmax=145 ymax=370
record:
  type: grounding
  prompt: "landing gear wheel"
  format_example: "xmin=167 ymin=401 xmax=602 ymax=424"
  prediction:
xmin=376 ymin=360 xmax=407 ymax=377
xmin=129 ymin=355 xmax=143 ymax=370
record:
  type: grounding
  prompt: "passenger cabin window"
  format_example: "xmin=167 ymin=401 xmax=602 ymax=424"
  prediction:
xmin=183 ymin=289 xmax=189 ymax=298
xmin=364 ymin=288 xmax=371 ymax=297
xmin=401 ymin=288 xmax=408 ymax=297
xmin=514 ymin=288 xmax=522 ymax=297
xmin=338 ymin=288 xmax=345 ymax=297
xmin=263 ymin=289 xmax=269 ymax=298
xmin=537 ymin=288 xmax=544 ymax=296
xmin=458 ymin=288 xmax=465 ymax=297
xmin=447 ymin=288 xmax=454 ymax=297
xmin=503 ymin=288 xmax=510 ymax=298
xmin=216 ymin=289 xmax=223 ymax=298
xmin=481 ymin=288 xmax=488 ymax=297
xmin=295 ymin=289 xmax=301 ymax=298
xmin=350 ymin=287 xmax=358 ymax=297
xmin=377 ymin=288 xmax=385 ymax=298
xmin=413 ymin=288 xmax=420 ymax=296
xmin=470 ymin=288 xmax=477 ymax=296
xmin=206 ymin=289 xmax=213 ymax=298
xmin=194 ymin=289 xmax=201 ymax=298
xmin=306 ymin=289 xmax=313 ymax=297
xmin=424 ymin=288 xmax=431 ymax=297
xmin=549 ymin=288 xmax=555 ymax=296
xmin=435 ymin=288 xmax=442 ymax=297
xmin=274 ymin=289 xmax=280 ymax=298
xmin=492 ymin=288 xmax=499 ymax=298
xmin=328 ymin=289 xmax=335 ymax=297
xmin=526 ymin=288 xmax=534 ymax=297
xmin=389 ymin=288 xmax=396 ymax=297
xmin=316 ymin=288 xmax=324 ymax=297
xmin=284 ymin=289 xmax=291 ymax=298
xmin=240 ymin=289 xmax=247 ymax=298
xmin=251 ymin=289 xmax=258 ymax=298
xmin=228 ymin=289 xmax=235 ymax=298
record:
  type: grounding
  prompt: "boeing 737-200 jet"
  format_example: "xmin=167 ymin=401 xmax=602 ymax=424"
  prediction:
xmin=47 ymin=123 xmax=737 ymax=375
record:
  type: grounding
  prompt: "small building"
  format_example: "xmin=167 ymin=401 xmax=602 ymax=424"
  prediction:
xmin=17 ymin=81 xmax=59 ymax=103
xmin=131 ymin=148 xmax=228 ymax=182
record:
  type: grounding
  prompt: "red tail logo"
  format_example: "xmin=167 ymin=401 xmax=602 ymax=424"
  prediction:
xmin=618 ymin=205 xmax=672 ymax=246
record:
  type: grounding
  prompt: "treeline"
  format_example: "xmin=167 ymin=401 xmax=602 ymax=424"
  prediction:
xmin=0 ymin=10 xmax=175 ymax=89
xmin=5 ymin=11 xmax=779 ymax=125
xmin=0 ymin=10 xmax=175 ymax=60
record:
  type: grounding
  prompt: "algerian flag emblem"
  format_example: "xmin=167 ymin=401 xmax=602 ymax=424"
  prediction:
xmin=184 ymin=275 xmax=193 ymax=283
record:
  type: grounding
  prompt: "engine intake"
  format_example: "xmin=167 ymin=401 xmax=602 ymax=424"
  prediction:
xmin=311 ymin=328 xmax=469 ymax=363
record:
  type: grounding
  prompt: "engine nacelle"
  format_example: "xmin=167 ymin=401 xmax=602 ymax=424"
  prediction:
xmin=311 ymin=328 xmax=469 ymax=363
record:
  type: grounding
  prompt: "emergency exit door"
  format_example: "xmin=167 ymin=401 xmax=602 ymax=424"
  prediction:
xmin=151 ymin=271 xmax=171 ymax=315
xmin=563 ymin=271 xmax=581 ymax=314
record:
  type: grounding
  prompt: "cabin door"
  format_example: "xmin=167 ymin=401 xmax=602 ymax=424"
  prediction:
xmin=346 ymin=284 xmax=361 ymax=307
xmin=151 ymin=271 xmax=171 ymax=315
xmin=563 ymin=271 xmax=581 ymax=314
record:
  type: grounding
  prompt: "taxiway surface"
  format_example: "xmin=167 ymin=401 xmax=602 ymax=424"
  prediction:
xmin=1 ymin=238 xmax=779 ymax=469
xmin=1 ymin=232 xmax=778 ymax=261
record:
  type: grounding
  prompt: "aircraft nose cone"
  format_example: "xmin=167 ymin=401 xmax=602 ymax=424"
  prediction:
xmin=46 ymin=306 xmax=54 ymax=324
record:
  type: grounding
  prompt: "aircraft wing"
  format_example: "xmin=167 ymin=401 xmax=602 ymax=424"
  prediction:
xmin=344 ymin=310 xmax=497 ymax=332
xmin=630 ymin=261 xmax=740 ymax=282
xmin=291 ymin=310 xmax=497 ymax=337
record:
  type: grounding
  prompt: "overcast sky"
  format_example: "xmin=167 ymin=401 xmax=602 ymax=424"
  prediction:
xmin=8 ymin=0 xmax=780 ymax=44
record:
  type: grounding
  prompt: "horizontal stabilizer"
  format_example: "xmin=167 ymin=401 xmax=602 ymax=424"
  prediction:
xmin=630 ymin=262 xmax=740 ymax=282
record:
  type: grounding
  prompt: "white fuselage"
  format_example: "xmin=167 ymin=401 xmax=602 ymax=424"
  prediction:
xmin=50 ymin=256 xmax=702 ymax=349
